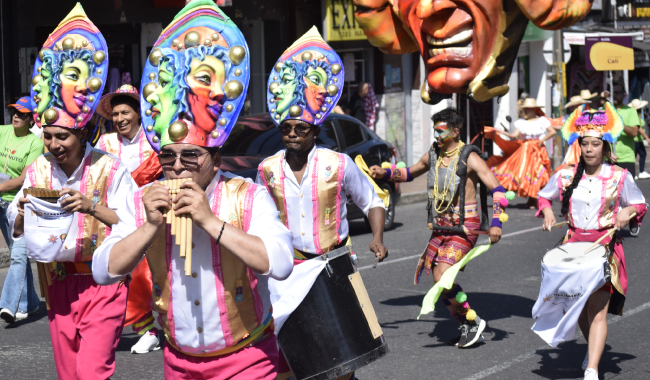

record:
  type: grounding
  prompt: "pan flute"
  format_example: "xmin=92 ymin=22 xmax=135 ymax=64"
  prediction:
xmin=159 ymin=179 xmax=194 ymax=276
xmin=23 ymin=188 xmax=60 ymax=203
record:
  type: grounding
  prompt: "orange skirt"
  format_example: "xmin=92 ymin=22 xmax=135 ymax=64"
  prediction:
xmin=124 ymin=259 xmax=154 ymax=326
xmin=491 ymin=139 xmax=551 ymax=199
xmin=485 ymin=130 xmax=523 ymax=168
xmin=553 ymin=140 xmax=581 ymax=174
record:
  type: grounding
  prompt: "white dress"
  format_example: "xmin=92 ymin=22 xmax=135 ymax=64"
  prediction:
xmin=514 ymin=117 xmax=551 ymax=140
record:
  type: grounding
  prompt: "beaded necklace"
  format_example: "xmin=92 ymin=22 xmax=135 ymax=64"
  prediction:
xmin=432 ymin=141 xmax=464 ymax=213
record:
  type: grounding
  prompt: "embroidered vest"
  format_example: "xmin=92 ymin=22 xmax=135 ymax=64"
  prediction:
xmin=258 ymin=149 xmax=346 ymax=254
xmin=27 ymin=151 xmax=121 ymax=262
xmin=134 ymin=176 xmax=267 ymax=355
xmin=558 ymin=165 xmax=627 ymax=229
xmin=98 ymin=131 xmax=153 ymax=167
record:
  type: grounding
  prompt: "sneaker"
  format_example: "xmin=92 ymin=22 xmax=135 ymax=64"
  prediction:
xmin=638 ymin=172 xmax=650 ymax=179
xmin=581 ymin=351 xmax=589 ymax=371
xmin=14 ymin=305 xmax=39 ymax=322
xmin=584 ymin=368 xmax=598 ymax=380
xmin=459 ymin=317 xmax=487 ymax=348
xmin=0 ymin=308 xmax=15 ymax=323
xmin=448 ymin=330 xmax=463 ymax=346
xmin=131 ymin=332 xmax=160 ymax=354
xmin=457 ymin=324 xmax=469 ymax=347
xmin=630 ymin=219 xmax=640 ymax=236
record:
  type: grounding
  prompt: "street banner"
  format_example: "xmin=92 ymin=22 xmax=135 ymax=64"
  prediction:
xmin=585 ymin=36 xmax=634 ymax=71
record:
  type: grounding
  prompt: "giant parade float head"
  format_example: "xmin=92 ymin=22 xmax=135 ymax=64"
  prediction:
xmin=30 ymin=3 xmax=109 ymax=130
xmin=140 ymin=0 xmax=249 ymax=151
xmin=353 ymin=0 xmax=593 ymax=102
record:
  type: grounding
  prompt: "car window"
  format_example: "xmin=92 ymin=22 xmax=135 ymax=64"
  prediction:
xmin=337 ymin=118 xmax=365 ymax=148
xmin=316 ymin=120 xmax=339 ymax=150
xmin=220 ymin=121 xmax=285 ymax=157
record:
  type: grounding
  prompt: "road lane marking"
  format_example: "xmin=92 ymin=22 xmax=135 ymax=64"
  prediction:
xmin=460 ymin=301 xmax=650 ymax=380
xmin=358 ymin=225 xmax=543 ymax=271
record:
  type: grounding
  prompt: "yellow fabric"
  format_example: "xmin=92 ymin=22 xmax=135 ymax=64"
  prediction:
xmin=315 ymin=150 xmax=344 ymax=253
xmin=165 ymin=317 xmax=272 ymax=358
xmin=354 ymin=155 xmax=390 ymax=208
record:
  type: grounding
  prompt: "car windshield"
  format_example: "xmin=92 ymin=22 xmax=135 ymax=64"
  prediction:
xmin=220 ymin=119 xmax=284 ymax=157
xmin=221 ymin=116 xmax=339 ymax=156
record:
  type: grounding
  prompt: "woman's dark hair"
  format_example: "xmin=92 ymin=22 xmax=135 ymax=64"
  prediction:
xmin=560 ymin=138 xmax=612 ymax=216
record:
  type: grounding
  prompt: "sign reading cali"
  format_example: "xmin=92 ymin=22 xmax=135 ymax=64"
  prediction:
xmin=585 ymin=36 xmax=634 ymax=71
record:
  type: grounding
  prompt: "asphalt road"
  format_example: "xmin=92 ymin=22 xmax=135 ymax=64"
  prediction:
xmin=2 ymin=183 xmax=650 ymax=380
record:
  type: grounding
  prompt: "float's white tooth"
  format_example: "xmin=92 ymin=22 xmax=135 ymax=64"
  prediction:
xmin=427 ymin=28 xmax=473 ymax=46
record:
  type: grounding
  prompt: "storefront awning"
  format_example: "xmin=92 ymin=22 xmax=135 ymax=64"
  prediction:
xmin=564 ymin=30 xmax=645 ymax=45
xmin=522 ymin=21 xmax=553 ymax=42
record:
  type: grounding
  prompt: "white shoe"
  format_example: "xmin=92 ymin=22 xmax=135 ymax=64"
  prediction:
xmin=14 ymin=306 xmax=39 ymax=322
xmin=638 ymin=171 xmax=650 ymax=179
xmin=0 ymin=308 xmax=15 ymax=323
xmin=131 ymin=332 xmax=160 ymax=354
xmin=581 ymin=351 xmax=589 ymax=371
xmin=584 ymin=368 xmax=598 ymax=380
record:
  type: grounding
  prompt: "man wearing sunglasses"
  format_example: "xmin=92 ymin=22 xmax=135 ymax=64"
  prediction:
xmin=93 ymin=5 xmax=295 ymax=377
xmin=0 ymin=97 xmax=44 ymax=324
xmin=256 ymin=31 xmax=388 ymax=379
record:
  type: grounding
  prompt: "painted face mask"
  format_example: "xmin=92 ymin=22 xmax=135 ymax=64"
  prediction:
xmin=29 ymin=3 xmax=108 ymax=129
xmin=267 ymin=26 xmax=344 ymax=127
xmin=352 ymin=0 xmax=593 ymax=102
xmin=434 ymin=122 xmax=454 ymax=146
xmin=140 ymin=0 xmax=249 ymax=151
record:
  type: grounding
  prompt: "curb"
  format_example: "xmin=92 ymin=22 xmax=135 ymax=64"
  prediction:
xmin=398 ymin=191 xmax=428 ymax=206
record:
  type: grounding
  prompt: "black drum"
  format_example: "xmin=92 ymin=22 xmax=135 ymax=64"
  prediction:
xmin=278 ymin=247 xmax=389 ymax=380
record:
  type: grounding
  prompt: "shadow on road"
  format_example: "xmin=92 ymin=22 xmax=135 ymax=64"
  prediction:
xmin=348 ymin=220 xmax=404 ymax=236
xmin=2 ymin=301 xmax=48 ymax=329
xmin=532 ymin=341 xmax=635 ymax=379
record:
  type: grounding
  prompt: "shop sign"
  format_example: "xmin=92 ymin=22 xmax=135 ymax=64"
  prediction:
xmin=585 ymin=36 xmax=635 ymax=71
xmin=326 ymin=0 xmax=367 ymax=41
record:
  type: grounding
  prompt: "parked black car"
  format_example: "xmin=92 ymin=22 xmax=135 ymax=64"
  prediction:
xmin=220 ymin=113 xmax=401 ymax=230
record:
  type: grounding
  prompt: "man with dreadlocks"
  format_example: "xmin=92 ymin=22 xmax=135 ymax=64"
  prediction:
xmin=536 ymin=103 xmax=646 ymax=380
xmin=370 ymin=108 xmax=507 ymax=348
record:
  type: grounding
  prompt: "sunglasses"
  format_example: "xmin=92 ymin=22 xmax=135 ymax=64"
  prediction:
xmin=279 ymin=124 xmax=312 ymax=137
xmin=10 ymin=109 xmax=30 ymax=118
xmin=158 ymin=151 xmax=211 ymax=168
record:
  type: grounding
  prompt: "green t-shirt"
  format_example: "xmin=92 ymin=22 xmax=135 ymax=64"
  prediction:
xmin=614 ymin=106 xmax=641 ymax=163
xmin=0 ymin=125 xmax=44 ymax=202
xmin=635 ymin=119 xmax=645 ymax=143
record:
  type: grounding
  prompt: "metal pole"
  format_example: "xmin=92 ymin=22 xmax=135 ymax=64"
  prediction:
xmin=402 ymin=53 xmax=413 ymax=166
xmin=0 ymin=0 xmax=5 ymax=122
xmin=609 ymin=70 xmax=614 ymax=105
xmin=552 ymin=29 xmax=566 ymax=169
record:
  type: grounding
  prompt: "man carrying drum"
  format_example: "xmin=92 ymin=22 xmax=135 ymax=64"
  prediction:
xmin=96 ymin=84 xmax=161 ymax=354
xmin=92 ymin=2 xmax=294 ymax=378
xmin=369 ymin=109 xmax=506 ymax=348
xmin=536 ymin=103 xmax=646 ymax=380
xmin=256 ymin=27 xmax=388 ymax=379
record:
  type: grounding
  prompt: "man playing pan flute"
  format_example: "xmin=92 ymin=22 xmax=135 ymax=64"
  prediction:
xmin=535 ymin=104 xmax=646 ymax=380
xmin=92 ymin=2 xmax=294 ymax=378
xmin=255 ymin=27 xmax=388 ymax=379
xmin=7 ymin=4 xmax=137 ymax=378
xmin=96 ymin=84 xmax=162 ymax=354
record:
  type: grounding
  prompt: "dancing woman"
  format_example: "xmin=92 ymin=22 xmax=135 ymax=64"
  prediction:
xmin=536 ymin=104 xmax=647 ymax=380
xmin=491 ymin=98 xmax=555 ymax=208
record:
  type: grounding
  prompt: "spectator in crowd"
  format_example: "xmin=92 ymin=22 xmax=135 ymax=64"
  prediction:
xmin=611 ymin=82 xmax=641 ymax=179
xmin=346 ymin=81 xmax=369 ymax=123
xmin=0 ymin=97 xmax=45 ymax=323
xmin=629 ymin=99 xmax=650 ymax=179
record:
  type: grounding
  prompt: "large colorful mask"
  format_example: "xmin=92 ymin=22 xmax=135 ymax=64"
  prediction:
xmin=140 ymin=0 xmax=249 ymax=152
xmin=561 ymin=103 xmax=624 ymax=145
xmin=353 ymin=0 xmax=592 ymax=102
xmin=29 ymin=3 xmax=108 ymax=129
xmin=267 ymin=26 xmax=344 ymax=127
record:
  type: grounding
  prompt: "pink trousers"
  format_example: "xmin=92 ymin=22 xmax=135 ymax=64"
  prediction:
xmin=48 ymin=274 xmax=129 ymax=380
xmin=163 ymin=336 xmax=278 ymax=379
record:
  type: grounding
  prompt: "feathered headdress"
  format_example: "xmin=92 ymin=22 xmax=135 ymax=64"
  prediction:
xmin=30 ymin=3 xmax=109 ymax=129
xmin=267 ymin=26 xmax=343 ymax=127
xmin=140 ymin=0 xmax=249 ymax=152
xmin=561 ymin=103 xmax=624 ymax=145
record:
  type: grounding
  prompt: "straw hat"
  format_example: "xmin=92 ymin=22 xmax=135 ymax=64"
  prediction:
xmin=96 ymin=85 xmax=139 ymax=120
xmin=628 ymin=98 xmax=649 ymax=110
xmin=564 ymin=95 xmax=590 ymax=109
xmin=518 ymin=98 xmax=544 ymax=109
xmin=579 ymin=89 xmax=598 ymax=100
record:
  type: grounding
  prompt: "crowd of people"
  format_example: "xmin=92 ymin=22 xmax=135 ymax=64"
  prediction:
xmin=0 ymin=1 xmax=647 ymax=380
